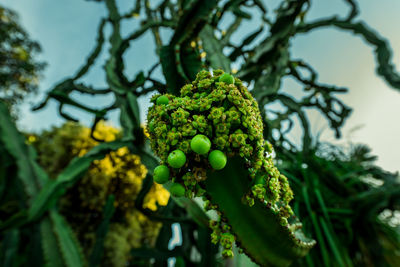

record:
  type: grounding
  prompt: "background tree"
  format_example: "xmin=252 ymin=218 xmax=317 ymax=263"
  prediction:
xmin=1 ymin=0 xmax=399 ymax=266
xmin=0 ymin=5 xmax=45 ymax=117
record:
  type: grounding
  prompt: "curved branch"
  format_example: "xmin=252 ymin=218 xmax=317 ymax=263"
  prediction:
xmin=297 ymin=19 xmax=400 ymax=91
xmin=74 ymin=18 xmax=107 ymax=80
xmin=74 ymin=83 xmax=111 ymax=95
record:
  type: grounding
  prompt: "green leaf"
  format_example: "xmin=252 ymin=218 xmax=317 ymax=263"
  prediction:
xmin=0 ymin=140 xmax=129 ymax=231
xmin=28 ymin=223 xmax=45 ymax=266
xmin=0 ymin=146 xmax=10 ymax=200
xmin=205 ymin=156 xmax=315 ymax=266
xmin=89 ymin=195 xmax=115 ymax=267
xmin=319 ymin=217 xmax=345 ymax=267
xmin=0 ymin=101 xmax=48 ymax=201
xmin=0 ymin=229 xmax=19 ymax=267
xmin=28 ymin=140 xmax=128 ymax=222
xmin=49 ymin=210 xmax=85 ymax=267
xmin=40 ymin=216 xmax=65 ymax=267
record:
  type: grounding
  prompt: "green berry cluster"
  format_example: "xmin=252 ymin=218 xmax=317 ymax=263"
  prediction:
xmin=148 ymin=69 xmax=293 ymax=204
xmin=147 ymin=70 xmax=296 ymax=257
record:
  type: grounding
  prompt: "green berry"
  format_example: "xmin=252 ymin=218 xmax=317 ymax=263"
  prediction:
xmin=168 ymin=149 xmax=186 ymax=168
xmin=153 ymin=165 xmax=170 ymax=184
xmin=208 ymin=150 xmax=227 ymax=170
xmin=170 ymin=183 xmax=185 ymax=197
xmin=156 ymin=95 xmax=169 ymax=105
xmin=219 ymin=73 xmax=234 ymax=84
xmin=190 ymin=134 xmax=211 ymax=155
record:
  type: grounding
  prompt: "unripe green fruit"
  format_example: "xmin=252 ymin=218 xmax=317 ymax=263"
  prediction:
xmin=208 ymin=150 xmax=227 ymax=170
xmin=153 ymin=165 xmax=170 ymax=184
xmin=190 ymin=134 xmax=211 ymax=155
xmin=219 ymin=73 xmax=234 ymax=84
xmin=170 ymin=183 xmax=185 ymax=197
xmin=156 ymin=95 xmax=169 ymax=105
xmin=168 ymin=149 xmax=186 ymax=168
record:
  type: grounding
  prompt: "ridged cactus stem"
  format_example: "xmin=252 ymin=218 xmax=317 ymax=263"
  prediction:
xmin=205 ymin=156 xmax=314 ymax=266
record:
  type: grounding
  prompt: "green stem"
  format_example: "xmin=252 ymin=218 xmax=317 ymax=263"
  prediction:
xmin=205 ymin=156 xmax=315 ymax=266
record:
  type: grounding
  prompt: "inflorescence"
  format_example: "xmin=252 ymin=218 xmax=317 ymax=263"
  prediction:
xmin=147 ymin=70 xmax=295 ymax=257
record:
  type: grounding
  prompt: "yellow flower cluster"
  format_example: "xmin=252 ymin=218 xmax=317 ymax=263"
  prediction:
xmin=32 ymin=121 xmax=170 ymax=266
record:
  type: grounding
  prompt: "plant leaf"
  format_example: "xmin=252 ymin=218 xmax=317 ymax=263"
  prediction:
xmin=0 ymin=101 xmax=48 ymax=201
xmin=28 ymin=140 xmax=129 ymax=222
xmin=40 ymin=216 xmax=65 ymax=267
xmin=0 ymin=229 xmax=19 ymax=267
xmin=89 ymin=195 xmax=115 ymax=267
xmin=49 ymin=210 xmax=85 ymax=267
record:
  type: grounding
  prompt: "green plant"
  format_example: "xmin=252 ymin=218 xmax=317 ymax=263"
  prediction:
xmin=2 ymin=0 xmax=400 ymax=266
xmin=277 ymin=143 xmax=400 ymax=266
xmin=0 ymin=118 xmax=170 ymax=267
xmin=0 ymin=101 xmax=87 ymax=267
xmin=31 ymin=122 xmax=170 ymax=266
xmin=147 ymin=69 xmax=316 ymax=265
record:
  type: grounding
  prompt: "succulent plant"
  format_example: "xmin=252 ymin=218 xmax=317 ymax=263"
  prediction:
xmin=147 ymin=70 xmax=316 ymax=266
xmin=2 ymin=0 xmax=400 ymax=266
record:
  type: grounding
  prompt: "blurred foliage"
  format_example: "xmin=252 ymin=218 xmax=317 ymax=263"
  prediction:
xmin=0 ymin=5 xmax=45 ymax=117
xmin=0 ymin=100 xmax=87 ymax=267
xmin=276 ymin=143 xmax=400 ymax=266
xmin=1 ymin=0 xmax=400 ymax=266
xmin=30 ymin=122 xmax=170 ymax=266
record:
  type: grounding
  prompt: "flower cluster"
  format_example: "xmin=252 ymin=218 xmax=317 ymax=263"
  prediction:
xmin=147 ymin=70 xmax=295 ymax=257
xmin=209 ymin=220 xmax=235 ymax=257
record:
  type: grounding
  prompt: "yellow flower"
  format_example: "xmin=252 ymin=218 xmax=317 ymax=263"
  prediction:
xmin=33 ymin=121 xmax=170 ymax=267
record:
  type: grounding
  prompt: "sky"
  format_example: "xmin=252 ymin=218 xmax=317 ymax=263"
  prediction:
xmin=2 ymin=0 xmax=400 ymax=173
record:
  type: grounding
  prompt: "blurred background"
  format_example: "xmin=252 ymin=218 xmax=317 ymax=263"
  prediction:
xmin=3 ymin=0 xmax=400 ymax=173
